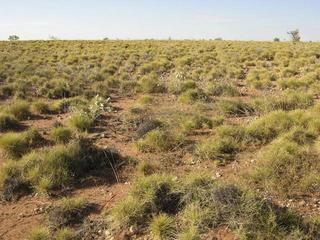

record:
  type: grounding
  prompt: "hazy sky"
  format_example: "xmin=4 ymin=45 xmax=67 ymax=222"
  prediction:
xmin=0 ymin=0 xmax=319 ymax=41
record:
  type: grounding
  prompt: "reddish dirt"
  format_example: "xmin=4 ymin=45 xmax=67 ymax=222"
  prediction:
xmin=1 ymin=92 xmax=319 ymax=239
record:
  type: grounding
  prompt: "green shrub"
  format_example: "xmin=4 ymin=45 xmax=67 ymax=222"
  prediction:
xmin=138 ymin=74 xmax=166 ymax=93
xmin=181 ymin=115 xmax=213 ymax=133
xmin=195 ymin=125 xmax=245 ymax=164
xmin=22 ymin=141 xmax=91 ymax=191
xmin=49 ymin=127 xmax=73 ymax=143
xmin=69 ymin=113 xmax=94 ymax=132
xmin=207 ymin=83 xmax=241 ymax=97
xmin=6 ymin=101 xmax=32 ymax=120
xmin=246 ymin=69 xmax=275 ymax=89
xmin=178 ymin=89 xmax=202 ymax=104
xmin=0 ymin=160 xmax=29 ymax=201
xmin=269 ymin=90 xmax=314 ymax=111
xmin=0 ymin=113 xmax=20 ymax=132
xmin=300 ymin=172 xmax=320 ymax=193
xmin=0 ymin=139 xmax=113 ymax=198
xmin=33 ymin=101 xmax=50 ymax=114
xmin=250 ymin=137 xmax=320 ymax=196
xmin=216 ymin=99 xmax=255 ymax=116
xmin=111 ymin=196 xmax=146 ymax=228
xmin=27 ymin=227 xmax=50 ymax=240
xmin=138 ymin=161 xmax=158 ymax=176
xmin=111 ymin=174 xmax=308 ymax=239
xmin=150 ymin=214 xmax=176 ymax=240
xmin=178 ymin=227 xmax=201 ymax=240
xmin=195 ymin=136 xmax=240 ymax=164
xmin=0 ymin=132 xmax=29 ymax=158
xmin=24 ymin=128 xmax=43 ymax=147
xmin=54 ymin=228 xmax=75 ymax=240
xmin=245 ymin=111 xmax=294 ymax=144
xmin=112 ymin=174 xmax=178 ymax=228
xmin=47 ymin=197 xmax=91 ymax=229
xmin=136 ymin=129 xmax=184 ymax=152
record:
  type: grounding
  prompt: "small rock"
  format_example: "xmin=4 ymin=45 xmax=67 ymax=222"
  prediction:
xmin=298 ymin=200 xmax=306 ymax=206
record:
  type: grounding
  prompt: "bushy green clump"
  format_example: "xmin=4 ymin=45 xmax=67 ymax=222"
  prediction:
xmin=216 ymin=99 xmax=255 ymax=116
xmin=27 ymin=226 xmax=50 ymax=240
xmin=69 ymin=113 xmax=94 ymax=132
xmin=245 ymin=110 xmax=294 ymax=144
xmin=33 ymin=101 xmax=51 ymax=114
xmin=51 ymin=97 xmax=87 ymax=114
xmin=207 ymin=83 xmax=241 ymax=97
xmin=181 ymin=115 xmax=213 ymax=133
xmin=168 ymin=80 xmax=197 ymax=94
xmin=0 ymin=113 xmax=20 ymax=132
xmin=49 ymin=127 xmax=73 ymax=143
xmin=0 ymin=139 xmax=110 ymax=197
xmin=111 ymin=173 xmax=310 ymax=239
xmin=138 ymin=74 xmax=166 ymax=93
xmin=178 ymin=89 xmax=202 ymax=104
xmin=136 ymin=129 xmax=184 ymax=152
xmin=54 ymin=228 xmax=75 ymax=240
xmin=195 ymin=125 xmax=245 ymax=164
xmin=246 ymin=69 xmax=275 ymax=89
xmin=22 ymin=141 xmax=94 ymax=192
xmin=250 ymin=136 xmax=320 ymax=196
xmin=0 ymin=128 xmax=42 ymax=159
xmin=42 ymin=79 xmax=71 ymax=99
xmin=138 ymin=161 xmax=158 ymax=176
xmin=6 ymin=100 xmax=32 ymax=120
xmin=150 ymin=214 xmax=176 ymax=240
xmin=47 ymin=197 xmax=91 ymax=229
xmin=269 ymin=90 xmax=314 ymax=111
xmin=112 ymin=174 xmax=178 ymax=228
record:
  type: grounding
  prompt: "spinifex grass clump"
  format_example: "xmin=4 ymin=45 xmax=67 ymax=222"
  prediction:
xmin=111 ymin=174 xmax=179 ymax=228
xmin=181 ymin=115 xmax=213 ymax=133
xmin=207 ymin=83 xmax=241 ymax=97
xmin=216 ymin=99 xmax=255 ymax=116
xmin=32 ymin=101 xmax=51 ymax=114
xmin=0 ymin=113 xmax=20 ymax=132
xmin=69 ymin=112 xmax=94 ymax=132
xmin=0 ymin=128 xmax=43 ymax=159
xmin=111 ymin=173 xmax=313 ymax=239
xmin=178 ymin=89 xmax=207 ymax=104
xmin=195 ymin=125 xmax=245 ymax=164
xmin=268 ymin=90 xmax=314 ymax=111
xmin=246 ymin=69 xmax=275 ymax=89
xmin=138 ymin=74 xmax=166 ymax=93
xmin=47 ymin=197 xmax=93 ymax=229
xmin=250 ymin=128 xmax=320 ymax=196
xmin=245 ymin=110 xmax=295 ymax=144
xmin=136 ymin=129 xmax=185 ymax=152
xmin=0 ymin=139 xmax=116 ymax=198
xmin=49 ymin=127 xmax=73 ymax=144
xmin=6 ymin=100 xmax=32 ymax=120
xmin=27 ymin=227 xmax=50 ymax=240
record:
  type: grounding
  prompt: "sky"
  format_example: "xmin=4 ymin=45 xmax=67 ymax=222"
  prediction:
xmin=0 ymin=0 xmax=319 ymax=41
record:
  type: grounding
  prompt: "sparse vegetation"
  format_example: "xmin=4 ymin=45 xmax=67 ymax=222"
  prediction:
xmin=1 ymin=40 xmax=320 ymax=239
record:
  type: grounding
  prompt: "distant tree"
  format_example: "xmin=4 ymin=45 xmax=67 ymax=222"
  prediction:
xmin=273 ymin=37 xmax=280 ymax=42
xmin=103 ymin=37 xmax=109 ymax=40
xmin=215 ymin=37 xmax=223 ymax=41
xmin=48 ymin=35 xmax=59 ymax=40
xmin=8 ymin=35 xmax=20 ymax=41
xmin=287 ymin=29 xmax=301 ymax=42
